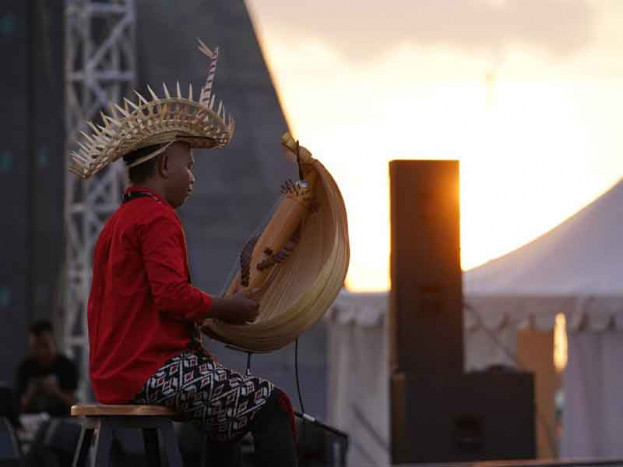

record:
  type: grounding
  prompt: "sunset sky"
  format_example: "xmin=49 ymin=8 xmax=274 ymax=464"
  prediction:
xmin=245 ymin=0 xmax=623 ymax=291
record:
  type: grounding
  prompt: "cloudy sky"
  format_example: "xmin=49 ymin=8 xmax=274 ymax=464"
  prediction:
xmin=245 ymin=0 xmax=623 ymax=291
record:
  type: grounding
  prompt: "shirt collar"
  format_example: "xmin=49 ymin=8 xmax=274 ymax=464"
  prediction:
xmin=125 ymin=186 xmax=170 ymax=206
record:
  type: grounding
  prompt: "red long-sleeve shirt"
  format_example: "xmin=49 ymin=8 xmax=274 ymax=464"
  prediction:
xmin=87 ymin=186 xmax=213 ymax=403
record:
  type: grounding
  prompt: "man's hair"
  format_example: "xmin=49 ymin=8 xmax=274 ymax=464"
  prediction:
xmin=29 ymin=320 xmax=53 ymax=337
xmin=123 ymin=144 xmax=163 ymax=184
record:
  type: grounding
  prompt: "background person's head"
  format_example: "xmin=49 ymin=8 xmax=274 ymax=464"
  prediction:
xmin=124 ymin=141 xmax=195 ymax=208
xmin=28 ymin=321 xmax=57 ymax=367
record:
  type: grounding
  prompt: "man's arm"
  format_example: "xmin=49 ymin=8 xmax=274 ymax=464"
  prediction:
xmin=140 ymin=211 xmax=259 ymax=324
xmin=16 ymin=363 xmax=36 ymax=412
xmin=39 ymin=376 xmax=77 ymax=407
xmin=140 ymin=212 xmax=213 ymax=322
xmin=20 ymin=381 xmax=37 ymax=412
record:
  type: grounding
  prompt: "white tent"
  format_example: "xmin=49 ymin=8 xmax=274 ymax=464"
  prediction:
xmin=465 ymin=178 xmax=623 ymax=459
xmin=327 ymin=178 xmax=623 ymax=465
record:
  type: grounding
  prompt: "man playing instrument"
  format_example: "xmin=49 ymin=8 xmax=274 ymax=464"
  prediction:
xmin=88 ymin=140 xmax=297 ymax=466
xmin=75 ymin=42 xmax=298 ymax=466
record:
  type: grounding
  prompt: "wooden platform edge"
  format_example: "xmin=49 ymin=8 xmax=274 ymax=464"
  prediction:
xmin=71 ymin=404 xmax=177 ymax=417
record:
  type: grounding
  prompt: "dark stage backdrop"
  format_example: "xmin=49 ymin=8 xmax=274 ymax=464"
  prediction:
xmin=0 ymin=0 xmax=328 ymax=418
xmin=0 ymin=0 xmax=65 ymax=386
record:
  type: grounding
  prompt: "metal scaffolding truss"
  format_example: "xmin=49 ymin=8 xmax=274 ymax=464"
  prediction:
xmin=63 ymin=0 xmax=136 ymax=399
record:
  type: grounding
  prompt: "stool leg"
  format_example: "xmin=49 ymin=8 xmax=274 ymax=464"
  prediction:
xmin=201 ymin=431 xmax=208 ymax=467
xmin=93 ymin=419 xmax=114 ymax=467
xmin=160 ymin=422 xmax=183 ymax=467
xmin=143 ymin=427 xmax=162 ymax=466
xmin=72 ymin=424 xmax=94 ymax=467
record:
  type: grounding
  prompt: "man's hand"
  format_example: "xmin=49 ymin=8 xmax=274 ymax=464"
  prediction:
xmin=39 ymin=375 xmax=62 ymax=397
xmin=207 ymin=289 xmax=260 ymax=325
xmin=38 ymin=375 xmax=77 ymax=407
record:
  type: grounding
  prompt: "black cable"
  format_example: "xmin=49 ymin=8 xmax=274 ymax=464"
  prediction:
xmin=296 ymin=140 xmax=304 ymax=181
xmin=293 ymin=337 xmax=349 ymax=465
xmin=294 ymin=336 xmax=308 ymax=454
xmin=293 ymin=410 xmax=348 ymax=440
xmin=294 ymin=337 xmax=305 ymax=415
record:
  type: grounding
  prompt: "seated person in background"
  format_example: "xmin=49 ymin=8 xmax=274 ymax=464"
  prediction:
xmin=15 ymin=320 xmax=78 ymax=417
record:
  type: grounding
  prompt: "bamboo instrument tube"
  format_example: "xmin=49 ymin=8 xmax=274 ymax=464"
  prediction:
xmin=204 ymin=132 xmax=351 ymax=351
xmin=203 ymin=150 xmax=350 ymax=351
xmin=245 ymin=169 xmax=318 ymax=291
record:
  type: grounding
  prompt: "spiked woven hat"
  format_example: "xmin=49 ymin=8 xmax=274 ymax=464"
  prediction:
xmin=69 ymin=40 xmax=235 ymax=179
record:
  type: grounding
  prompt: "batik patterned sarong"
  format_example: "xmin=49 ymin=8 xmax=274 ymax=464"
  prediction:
xmin=133 ymin=350 xmax=274 ymax=442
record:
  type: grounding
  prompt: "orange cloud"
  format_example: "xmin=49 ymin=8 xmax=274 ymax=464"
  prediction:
xmin=249 ymin=0 xmax=594 ymax=60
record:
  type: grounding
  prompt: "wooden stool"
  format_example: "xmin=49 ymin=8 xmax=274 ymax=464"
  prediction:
xmin=71 ymin=404 xmax=183 ymax=467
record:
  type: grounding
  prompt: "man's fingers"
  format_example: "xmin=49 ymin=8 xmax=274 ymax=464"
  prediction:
xmin=232 ymin=287 xmax=262 ymax=302
xmin=245 ymin=287 xmax=262 ymax=301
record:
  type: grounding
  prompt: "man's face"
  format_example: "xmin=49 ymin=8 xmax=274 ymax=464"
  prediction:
xmin=163 ymin=142 xmax=195 ymax=208
xmin=30 ymin=331 xmax=57 ymax=366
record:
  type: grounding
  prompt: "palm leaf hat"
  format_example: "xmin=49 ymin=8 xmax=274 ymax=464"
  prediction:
xmin=69 ymin=39 xmax=235 ymax=178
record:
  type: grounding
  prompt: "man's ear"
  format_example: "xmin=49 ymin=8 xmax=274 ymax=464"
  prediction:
xmin=157 ymin=153 xmax=169 ymax=178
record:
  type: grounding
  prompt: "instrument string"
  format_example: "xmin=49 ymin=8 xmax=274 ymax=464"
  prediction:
xmin=207 ymin=158 xmax=350 ymax=352
xmin=219 ymin=193 xmax=283 ymax=297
